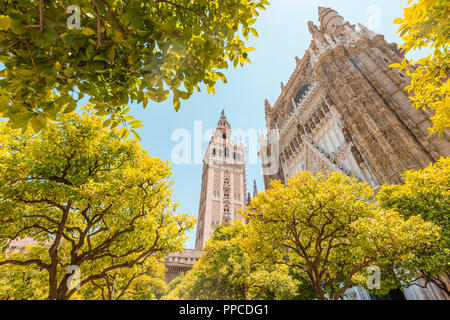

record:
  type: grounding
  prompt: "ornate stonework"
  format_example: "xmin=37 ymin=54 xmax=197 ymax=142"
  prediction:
xmin=259 ymin=7 xmax=450 ymax=300
xmin=260 ymin=7 xmax=449 ymax=189
xmin=164 ymin=112 xmax=248 ymax=282
xmin=164 ymin=249 xmax=203 ymax=283
xmin=194 ymin=112 xmax=247 ymax=249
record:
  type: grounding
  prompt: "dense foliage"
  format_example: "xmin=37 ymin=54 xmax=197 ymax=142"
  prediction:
xmin=0 ymin=0 xmax=268 ymax=132
xmin=391 ymin=0 xmax=449 ymax=136
xmin=378 ymin=157 xmax=450 ymax=296
xmin=165 ymin=222 xmax=304 ymax=300
xmin=244 ymin=171 xmax=440 ymax=300
xmin=0 ymin=108 xmax=195 ymax=299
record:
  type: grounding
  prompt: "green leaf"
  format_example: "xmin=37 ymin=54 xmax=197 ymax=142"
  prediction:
xmin=30 ymin=112 xmax=47 ymax=132
xmin=81 ymin=28 xmax=96 ymax=36
xmin=103 ymin=119 xmax=112 ymax=127
xmin=0 ymin=15 xmax=12 ymax=30
xmin=173 ymin=96 xmax=180 ymax=111
xmin=129 ymin=120 xmax=143 ymax=129
xmin=131 ymin=129 xmax=141 ymax=141
xmin=10 ymin=20 xmax=26 ymax=34
xmin=250 ymin=28 xmax=259 ymax=37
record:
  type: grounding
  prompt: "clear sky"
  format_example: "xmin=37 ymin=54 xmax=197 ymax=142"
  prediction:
xmin=126 ymin=0 xmax=418 ymax=249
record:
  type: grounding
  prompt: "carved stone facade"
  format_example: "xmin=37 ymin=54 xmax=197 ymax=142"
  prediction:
xmin=164 ymin=249 xmax=203 ymax=283
xmin=259 ymin=7 xmax=450 ymax=300
xmin=261 ymin=7 xmax=449 ymax=190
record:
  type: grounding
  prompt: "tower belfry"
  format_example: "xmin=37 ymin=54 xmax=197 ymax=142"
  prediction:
xmin=194 ymin=112 xmax=247 ymax=250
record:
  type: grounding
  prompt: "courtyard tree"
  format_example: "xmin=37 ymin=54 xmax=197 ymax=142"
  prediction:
xmin=81 ymin=255 xmax=167 ymax=300
xmin=0 ymin=107 xmax=195 ymax=300
xmin=0 ymin=246 xmax=48 ymax=300
xmin=244 ymin=171 xmax=440 ymax=300
xmin=165 ymin=221 xmax=301 ymax=300
xmin=378 ymin=157 xmax=450 ymax=296
xmin=0 ymin=0 xmax=268 ymax=132
xmin=391 ymin=0 xmax=449 ymax=136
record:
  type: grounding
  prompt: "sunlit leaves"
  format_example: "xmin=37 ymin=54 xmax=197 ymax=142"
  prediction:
xmin=0 ymin=0 xmax=268 ymax=131
xmin=392 ymin=0 xmax=449 ymax=137
xmin=378 ymin=157 xmax=450 ymax=295
xmin=0 ymin=15 xmax=12 ymax=30
xmin=243 ymin=171 xmax=440 ymax=300
xmin=0 ymin=110 xmax=195 ymax=299
xmin=165 ymin=222 xmax=302 ymax=300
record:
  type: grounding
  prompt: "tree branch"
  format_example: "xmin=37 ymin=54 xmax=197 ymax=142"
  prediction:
xmin=0 ymin=258 xmax=50 ymax=270
xmin=154 ymin=0 xmax=203 ymax=16
xmin=92 ymin=0 xmax=103 ymax=49
xmin=39 ymin=0 xmax=44 ymax=32
xmin=97 ymin=0 xmax=126 ymax=35
xmin=0 ymin=39 xmax=19 ymax=50
xmin=23 ymin=39 xmax=39 ymax=77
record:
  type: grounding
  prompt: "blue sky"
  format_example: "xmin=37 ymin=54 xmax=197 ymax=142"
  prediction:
xmin=126 ymin=0 xmax=417 ymax=249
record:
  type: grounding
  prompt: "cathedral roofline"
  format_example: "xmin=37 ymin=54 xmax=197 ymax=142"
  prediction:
xmin=265 ymin=41 xmax=315 ymax=115
xmin=265 ymin=7 xmax=380 ymax=118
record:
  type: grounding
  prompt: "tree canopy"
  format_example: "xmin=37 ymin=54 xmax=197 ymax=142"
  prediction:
xmin=378 ymin=157 xmax=450 ymax=296
xmin=0 ymin=0 xmax=269 ymax=131
xmin=165 ymin=221 xmax=302 ymax=300
xmin=80 ymin=255 xmax=167 ymax=300
xmin=391 ymin=0 xmax=449 ymax=137
xmin=244 ymin=171 xmax=440 ymax=300
xmin=0 ymin=107 xmax=195 ymax=300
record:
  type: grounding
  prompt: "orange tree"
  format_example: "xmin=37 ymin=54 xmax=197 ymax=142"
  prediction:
xmin=0 ymin=0 xmax=268 ymax=132
xmin=0 ymin=107 xmax=195 ymax=299
xmin=244 ymin=171 xmax=441 ymax=300
xmin=378 ymin=157 xmax=450 ymax=296
xmin=391 ymin=0 xmax=449 ymax=136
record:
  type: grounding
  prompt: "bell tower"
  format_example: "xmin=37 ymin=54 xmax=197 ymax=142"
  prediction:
xmin=194 ymin=111 xmax=247 ymax=250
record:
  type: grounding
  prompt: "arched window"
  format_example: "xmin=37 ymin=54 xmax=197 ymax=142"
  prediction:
xmin=294 ymin=83 xmax=311 ymax=104
xmin=212 ymin=148 xmax=216 ymax=156
xmin=224 ymin=147 xmax=229 ymax=157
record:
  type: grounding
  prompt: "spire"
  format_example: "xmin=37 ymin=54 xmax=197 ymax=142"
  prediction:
xmin=216 ymin=109 xmax=231 ymax=130
xmin=308 ymin=21 xmax=327 ymax=53
xmin=253 ymin=179 xmax=258 ymax=198
xmin=358 ymin=23 xmax=377 ymax=39
xmin=308 ymin=21 xmax=319 ymax=34
xmin=318 ymin=7 xmax=337 ymax=20
xmin=318 ymin=7 xmax=345 ymax=34
xmin=246 ymin=192 xmax=251 ymax=206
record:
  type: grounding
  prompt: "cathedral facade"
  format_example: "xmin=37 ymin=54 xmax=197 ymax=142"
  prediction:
xmin=259 ymin=7 xmax=450 ymax=300
xmin=260 ymin=7 xmax=449 ymax=190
